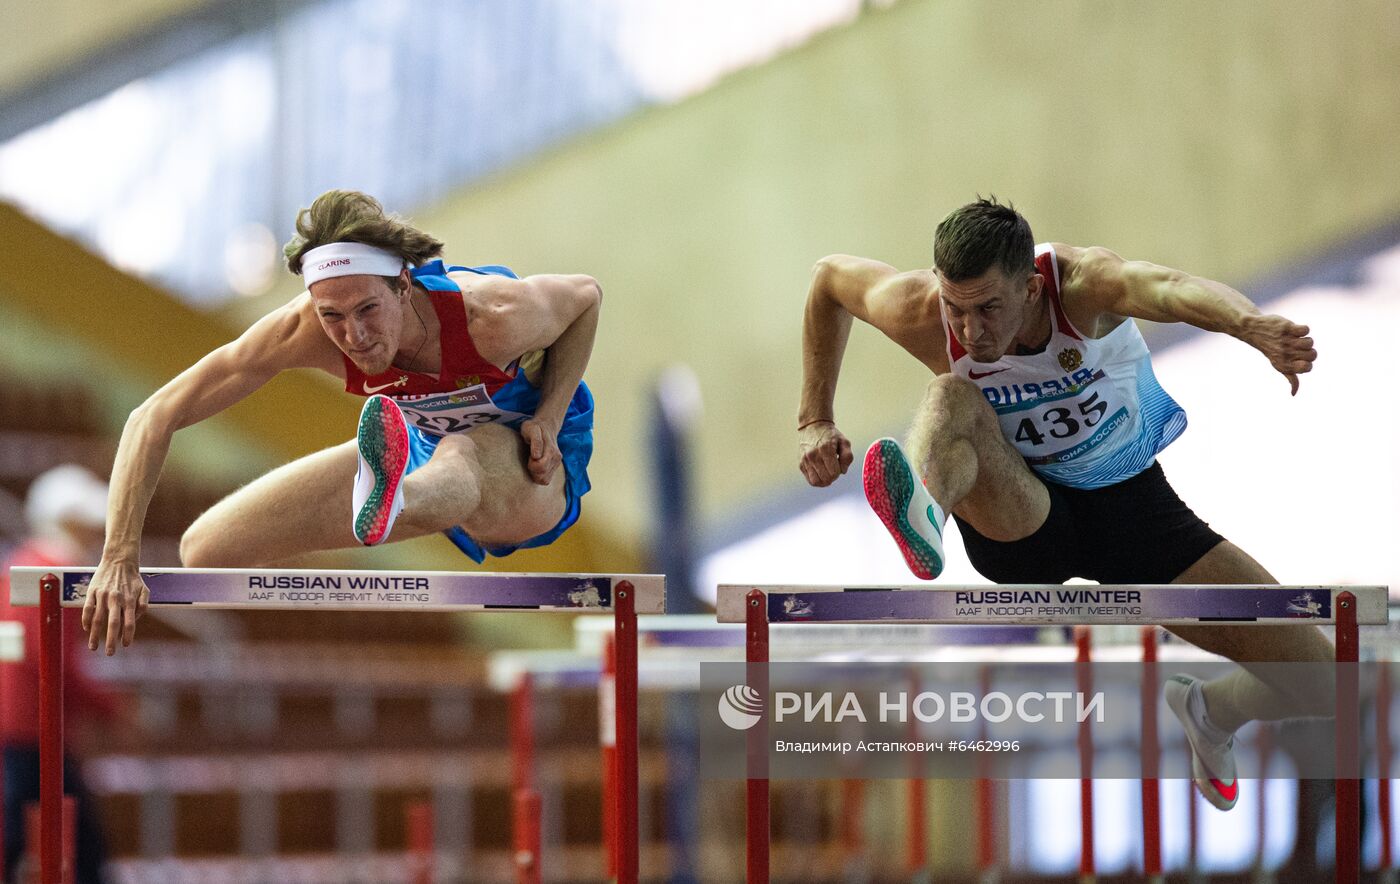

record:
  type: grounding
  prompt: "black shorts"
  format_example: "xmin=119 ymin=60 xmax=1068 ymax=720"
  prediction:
xmin=953 ymin=461 xmax=1225 ymax=585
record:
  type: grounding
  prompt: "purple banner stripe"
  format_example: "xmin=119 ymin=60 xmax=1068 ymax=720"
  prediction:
xmin=768 ymin=586 xmax=1334 ymax=623
xmin=60 ymin=571 xmax=613 ymax=610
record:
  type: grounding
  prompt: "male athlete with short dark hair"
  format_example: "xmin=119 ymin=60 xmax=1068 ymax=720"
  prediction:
xmin=798 ymin=197 xmax=1327 ymax=811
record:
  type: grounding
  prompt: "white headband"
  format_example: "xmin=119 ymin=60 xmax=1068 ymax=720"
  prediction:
xmin=301 ymin=242 xmax=406 ymax=286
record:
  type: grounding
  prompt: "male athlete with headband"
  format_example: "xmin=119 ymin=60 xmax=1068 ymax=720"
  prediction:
xmin=798 ymin=197 xmax=1328 ymax=812
xmin=82 ymin=189 xmax=600 ymax=652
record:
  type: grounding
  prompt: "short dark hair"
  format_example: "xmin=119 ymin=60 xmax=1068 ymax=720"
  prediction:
xmin=933 ymin=197 xmax=1035 ymax=282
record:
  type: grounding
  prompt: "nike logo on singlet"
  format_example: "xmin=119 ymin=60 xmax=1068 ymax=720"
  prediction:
xmin=363 ymin=376 xmax=409 ymax=395
xmin=967 ymin=367 xmax=1011 ymax=379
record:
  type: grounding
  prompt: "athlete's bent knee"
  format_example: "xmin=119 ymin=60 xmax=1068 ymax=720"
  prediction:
xmin=926 ymin=374 xmax=989 ymax=410
xmin=928 ymin=373 xmax=979 ymax=395
xmin=926 ymin=374 xmax=998 ymax=432
xmin=180 ymin=520 xmax=239 ymax=568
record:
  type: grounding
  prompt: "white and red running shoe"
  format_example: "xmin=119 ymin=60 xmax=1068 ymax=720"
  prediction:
xmin=352 ymin=395 xmax=410 ymax=546
xmin=862 ymin=438 xmax=945 ymax=580
xmin=1165 ymin=673 xmax=1239 ymax=811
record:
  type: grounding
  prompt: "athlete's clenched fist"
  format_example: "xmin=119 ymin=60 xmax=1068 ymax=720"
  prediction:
xmin=798 ymin=420 xmax=854 ymax=487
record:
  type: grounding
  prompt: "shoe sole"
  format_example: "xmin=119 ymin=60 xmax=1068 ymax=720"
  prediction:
xmin=354 ymin=396 xmax=409 ymax=546
xmin=1165 ymin=675 xmax=1239 ymax=811
xmin=862 ymin=439 xmax=942 ymax=580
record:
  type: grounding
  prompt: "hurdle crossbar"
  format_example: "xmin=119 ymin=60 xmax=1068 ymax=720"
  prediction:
xmin=9 ymin=566 xmax=664 ymax=614
xmin=724 ymin=583 xmax=1386 ymax=884
xmin=8 ymin=567 xmax=663 ymax=884
xmin=716 ymin=583 xmax=1388 ymax=625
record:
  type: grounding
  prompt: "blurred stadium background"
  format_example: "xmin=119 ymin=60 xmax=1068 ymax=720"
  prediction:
xmin=1 ymin=0 xmax=1397 ymax=880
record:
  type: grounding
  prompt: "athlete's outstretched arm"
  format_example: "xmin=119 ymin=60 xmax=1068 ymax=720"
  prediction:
xmin=799 ymin=256 xmax=940 ymax=487
xmin=1065 ymin=245 xmax=1317 ymax=395
xmin=85 ymin=302 xmax=333 ymax=654
xmin=471 ymin=274 xmax=602 ymax=484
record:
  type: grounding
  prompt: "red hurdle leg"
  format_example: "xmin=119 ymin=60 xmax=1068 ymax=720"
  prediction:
xmin=1336 ymin=591 xmax=1359 ymax=884
xmin=976 ymin=665 xmax=995 ymax=882
xmin=1075 ymin=627 xmax=1095 ymax=884
xmin=25 ymin=796 xmax=75 ymax=884
xmin=976 ymin=778 xmax=995 ymax=882
xmin=1140 ymin=627 xmax=1162 ymax=883
xmin=907 ymin=774 xmax=928 ymax=874
xmin=746 ymin=588 xmax=770 ymax=883
xmin=406 ymin=800 xmax=434 ymax=884
xmin=0 ymin=631 xmax=8 ymax=872
xmin=906 ymin=669 xmax=928 ymax=877
xmin=509 ymin=675 xmax=534 ymax=792
xmin=513 ymin=790 xmax=541 ymax=884
xmin=509 ymin=674 xmax=540 ymax=884
xmin=62 ymin=796 xmax=74 ymax=884
xmin=39 ymin=573 xmax=63 ymax=884
xmin=613 ymin=581 xmax=639 ymax=884
xmin=600 ymin=634 xmax=619 ymax=877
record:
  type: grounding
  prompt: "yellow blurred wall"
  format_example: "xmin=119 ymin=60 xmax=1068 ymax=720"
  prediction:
xmin=0 ymin=0 xmax=208 ymax=96
xmin=386 ymin=0 xmax=1400 ymax=542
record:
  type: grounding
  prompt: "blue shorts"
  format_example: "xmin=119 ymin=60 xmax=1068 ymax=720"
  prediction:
xmin=403 ymin=384 xmax=594 ymax=563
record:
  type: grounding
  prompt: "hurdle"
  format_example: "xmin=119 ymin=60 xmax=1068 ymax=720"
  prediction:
xmin=1 ymin=619 xmax=22 ymax=873
xmin=488 ymin=643 xmax=716 ymax=876
xmin=575 ymin=613 xmax=1178 ymax=877
xmin=7 ymin=566 xmax=664 ymax=884
xmin=717 ymin=583 xmax=1388 ymax=884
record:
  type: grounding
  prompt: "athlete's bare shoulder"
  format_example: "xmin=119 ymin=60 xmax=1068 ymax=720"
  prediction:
xmin=879 ymin=268 xmax=942 ymax=330
xmin=877 ymin=269 xmax=947 ymax=370
xmin=815 ymin=255 xmax=934 ymax=326
xmin=809 ymin=255 xmax=947 ymax=370
xmin=445 ymin=269 xmax=526 ymax=323
xmin=1047 ymin=242 xmax=1124 ymax=335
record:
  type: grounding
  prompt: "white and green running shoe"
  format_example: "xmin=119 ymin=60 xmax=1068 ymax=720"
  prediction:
xmin=862 ymin=438 xmax=944 ymax=580
xmin=352 ymin=395 xmax=411 ymax=546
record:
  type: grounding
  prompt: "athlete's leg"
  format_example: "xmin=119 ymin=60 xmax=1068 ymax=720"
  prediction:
xmin=1163 ymin=541 xmax=1335 ymax=810
xmin=181 ymin=441 xmax=419 ymax=565
xmin=396 ymin=423 xmax=565 ymax=547
xmin=866 ymin=375 xmax=1055 ymax=580
xmin=1165 ymin=541 xmax=1335 ymax=726
xmin=181 ymin=425 xmax=565 ymax=566
xmin=906 ymin=374 xmax=1049 ymax=540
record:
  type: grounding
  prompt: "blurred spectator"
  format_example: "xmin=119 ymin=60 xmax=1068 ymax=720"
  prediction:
xmin=1 ymin=465 xmax=118 ymax=884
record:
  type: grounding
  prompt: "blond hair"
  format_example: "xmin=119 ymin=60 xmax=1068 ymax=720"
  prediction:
xmin=283 ymin=190 xmax=445 ymax=275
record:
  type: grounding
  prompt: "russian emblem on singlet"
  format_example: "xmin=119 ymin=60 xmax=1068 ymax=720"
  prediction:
xmin=1057 ymin=348 xmax=1083 ymax=372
